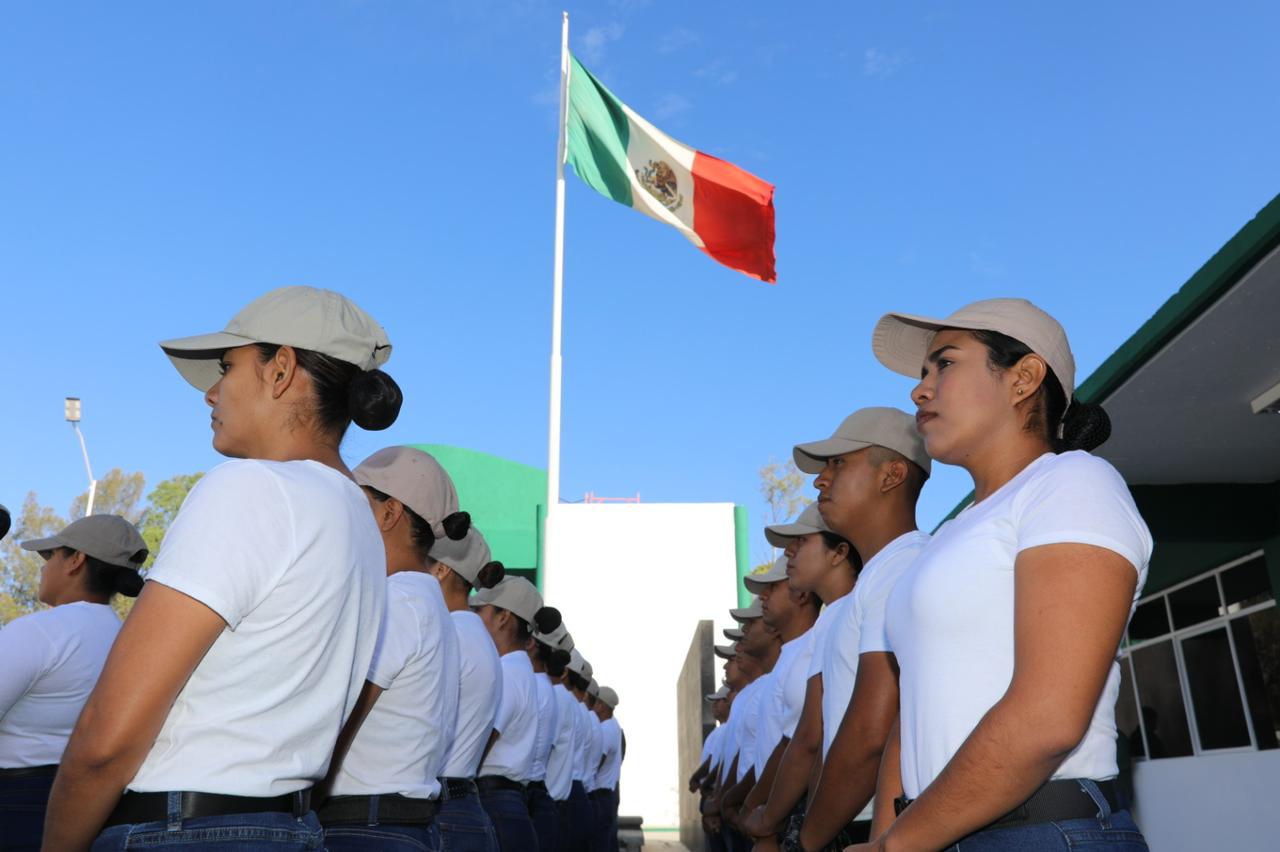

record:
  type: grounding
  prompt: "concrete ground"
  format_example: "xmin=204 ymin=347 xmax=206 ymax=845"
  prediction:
xmin=641 ymin=835 xmax=692 ymax=851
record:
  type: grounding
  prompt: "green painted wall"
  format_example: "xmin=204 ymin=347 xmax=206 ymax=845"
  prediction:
xmin=733 ymin=505 xmax=752 ymax=607
xmin=413 ymin=444 xmax=546 ymax=587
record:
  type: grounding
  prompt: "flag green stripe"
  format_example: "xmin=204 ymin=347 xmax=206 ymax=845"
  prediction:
xmin=566 ymin=55 xmax=633 ymax=207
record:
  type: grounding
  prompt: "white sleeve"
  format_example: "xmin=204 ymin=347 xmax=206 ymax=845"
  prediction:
xmin=781 ymin=647 xmax=812 ymax=736
xmin=1014 ymin=453 xmax=1153 ymax=573
xmin=0 ymin=616 xmax=53 ymax=717
xmin=367 ymin=589 xmax=415 ymax=690
xmin=491 ymin=661 xmax=518 ymax=734
xmin=858 ymin=556 xmax=910 ymax=655
xmin=146 ymin=462 xmax=296 ymax=629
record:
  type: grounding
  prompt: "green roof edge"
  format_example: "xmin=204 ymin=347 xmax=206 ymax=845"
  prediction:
xmin=935 ymin=191 xmax=1280 ymax=529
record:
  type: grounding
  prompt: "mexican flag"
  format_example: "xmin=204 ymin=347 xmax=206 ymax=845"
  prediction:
xmin=566 ymin=55 xmax=777 ymax=283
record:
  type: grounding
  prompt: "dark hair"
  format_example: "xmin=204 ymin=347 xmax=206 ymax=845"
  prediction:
xmin=476 ymin=560 xmax=505 ymax=590
xmin=568 ymin=670 xmax=589 ymax=692
xmin=364 ymin=485 xmax=470 ymax=562
xmin=533 ymin=606 xmax=562 ymax=635
xmin=534 ymin=638 xmax=571 ymax=677
xmin=513 ymin=615 xmax=533 ymax=643
xmin=64 ymin=547 xmax=143 ymax=598
xmin=818 ymin=530 xmax=863 ymax=573
xmin=254 ymin=343 xmax=402 ymax=438
xmin=969 ymin=329 xmax=1111 ymax=452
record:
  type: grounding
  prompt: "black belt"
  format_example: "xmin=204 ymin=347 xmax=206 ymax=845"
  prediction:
xmin=318 ymin=793 xmax=438 ymax=826
xmin=588 ymin=788 xmax=613 ymax=801
xmin=894 ymin=779 xmax=1120 ymax=831
xmin=527 ymin=780 xmax=548 ymax=794
xmin=0 ymin=764 xmax=58 ymax=779
xmin=439 ymin=777 xmax=478 ymax=801
xmin=105 ymin=789 xmax=312 ymax=828
xmin=475 ymin=775 xmax=525 ymax=795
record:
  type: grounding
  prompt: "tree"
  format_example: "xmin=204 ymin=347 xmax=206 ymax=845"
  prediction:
xmin=69 ymin=468 xmax=145 ymax=523
xmin=758 ymin=458 xmax=813 ymax=563
xmin=0 ymin=493 xmax=65 ymax=623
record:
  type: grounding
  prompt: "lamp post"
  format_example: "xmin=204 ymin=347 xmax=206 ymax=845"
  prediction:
xmin=64 ymin=397 xmax=97 ymax=516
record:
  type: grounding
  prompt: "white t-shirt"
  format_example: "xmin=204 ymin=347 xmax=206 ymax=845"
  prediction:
xmin=439 ymin=609 xmax=503 ymax=779
xmin=331 ymin=572 xmax=459 ymax=799
xmin=0 ymin=602 xmax=121 ymax=767
xmin=820 ymin=531 xmax=929 ymax=758
xmin=529 ymin=671 xmax=559 ymax=782
xmin=597 ymin=717 xmax=623 ymax=790
xmin=734 ymin=675 xmax=770 ymax=782
xmin=700 ymin=724 xmax=723 ymax=769
xmin=571 ymin=700 xmax=593 ymax=783
xmin=545 ymin=683 xmax=579 ymax=800
xmin=585 ymin=711 xmax=605 ymax=790
xmin=129 ymin=459 xmax=386 ymax=796
xmin=753 ymin=635 xmax=812 ymax=776
xmin=887 ymin=451 xmax=1152 ymax=798
xmin=478 ymin=650 xmax=539 ymax=781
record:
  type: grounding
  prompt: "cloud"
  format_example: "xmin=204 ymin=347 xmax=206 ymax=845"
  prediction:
xmin=969 ymin=251 xmax=1004 ymax=278
xmin=653 ymin=93 xmax=692 ymax=121
xmin=694 ymin=58 xmax=738 ymax=85
xmin=579 ymin=22 xmax=624 ymax=63
xmin=864 ymin=47 xmax=905 ymax=79
xmin=658 ymin=27 xmax=699 ymax=53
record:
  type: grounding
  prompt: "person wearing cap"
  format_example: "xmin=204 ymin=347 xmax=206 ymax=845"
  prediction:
xmin=775 ymin=406 xmax=930 ymax=852
xmin=742 ymin=505 xmax=860 ymax=848
xmin=591 ymin=687 xmax=623 ymax=852
xmin=430 ymin=527 xmax=505 ymax=852
xmin=45 ymin=286 xmax=399 ymax=850
xmin=314 ymin=446 xmax=469 ymax=850
xmin=736 ymin=555 xmax=822 ymax=848
xmin=582 ymin=678 xmax=607 ymax=813
xmin=712 ymin=642 xmax=768 ymax=852
xmin=471 ymin=576 xmax=553 ymax=849
xmin=564 ymin=649 xmax=600 ymax=852
xmin=695 ymin=687 xmax=734 ymax=852
xmin=843 ymin=300 xmax=1152 ymax=852
xmin=524 ymin=609 xmax=568 ymax=852
xmin=689 ymin=686 xmax=731 ymax=796
xmin=533 ymin=621 xmax=577 ymax=852
xmin=0 ymin=516 xmax=146 ymax=850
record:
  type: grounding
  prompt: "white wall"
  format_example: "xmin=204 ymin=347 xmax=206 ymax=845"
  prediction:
xmin=542 ymin=502 xmax=741 ymax=830
xmin=1131 ymin=750 xmax=1280 ymax=850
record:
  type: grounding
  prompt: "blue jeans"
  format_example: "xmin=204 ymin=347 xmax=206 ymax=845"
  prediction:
xmin=436 ymin=790 xmax=498 ymax=852
xmin=590 ymin=791 xmax=617 ymax=852
xmin=526 ymin=784 xmax=558 ymax=852
xmin=477 ymin=787 xmax=537 ymax=851
xmin=947 ymin=781 xmax=1148 ymax=851
xmin=92 ymin=806 xmax=323 ymax=850
xmin=0 ymin=767 xmax=56 ymax=852
xmin=566 ymin=781 xmax=594 ymax=851
xmin=325 ymin=822 xmax=440 ymax=851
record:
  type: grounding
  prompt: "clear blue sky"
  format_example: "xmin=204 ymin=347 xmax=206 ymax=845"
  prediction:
xmin=3 ymin=1 xmax=1278 ymax=567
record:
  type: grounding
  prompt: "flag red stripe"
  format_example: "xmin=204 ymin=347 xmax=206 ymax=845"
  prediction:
xmin=691 ymin=152 xmax=777 ymax=283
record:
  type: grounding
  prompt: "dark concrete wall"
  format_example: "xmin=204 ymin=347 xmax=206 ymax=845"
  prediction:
xmin=677 ymin=620 xmax=715 ymax=852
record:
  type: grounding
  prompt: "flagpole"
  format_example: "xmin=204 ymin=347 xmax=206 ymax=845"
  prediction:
xmin=546 ymin=11 xmax=569 ymax=535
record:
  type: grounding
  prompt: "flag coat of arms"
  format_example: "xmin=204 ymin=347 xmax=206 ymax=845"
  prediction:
xmin=566 ymin=55 xmax=776 ymax=283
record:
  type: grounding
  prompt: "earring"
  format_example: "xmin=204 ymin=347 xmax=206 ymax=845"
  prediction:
xmin=1017 ymin=388 xmax=1024 ymax=395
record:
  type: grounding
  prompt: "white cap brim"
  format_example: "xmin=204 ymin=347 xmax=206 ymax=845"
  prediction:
xmin=160 ymin=331 xmax=261 ymax=392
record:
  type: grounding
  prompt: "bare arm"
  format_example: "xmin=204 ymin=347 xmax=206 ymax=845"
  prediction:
xmin=862 ymin=543 xmax=1138 ymax=852
xmin=799 ymin=651 xmax=899 ymax=851
xmin=316 ymin=680 xmax=384 ymax=803
xmin=42 ymin=583 xmax=226 ymax=851
xmin=689 ymin=755 xmax=712 ymax=792
xmin=746 ymin=674 xmax=824 ymax=837
xmin=742 ymin=736 xmax=788 ymax=820
xmin=869 ymin=717 xmax=901 ymax=839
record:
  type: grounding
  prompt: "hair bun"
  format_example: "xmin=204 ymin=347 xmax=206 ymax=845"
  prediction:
xmin=115 ymin=567 xmax=144 ymax=598
xmin=348 ymin=369 xmax=403 ymax=431
xmin=442 ymin=511 xmax=471 ymax=541
xmin=534 ymin=606 xmax=562 ymax=634
xmin=1061 ymin=401 xmax=1111 ymax=452
xmin=477 ymin=560 xmax=505 ymax=589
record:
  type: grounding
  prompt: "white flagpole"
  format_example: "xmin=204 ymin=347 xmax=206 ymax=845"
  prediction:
xmin=546 ymin=11 xmax=570 ymax=526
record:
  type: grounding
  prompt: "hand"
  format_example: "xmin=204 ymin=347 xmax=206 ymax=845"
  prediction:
xmin=843 ymin=841 xmax=886 ymax=852
xmin=689 ymin=778 xmax=699 ymax=793
xmin=754 ymin=835 xmax=781 ymax=852
xmin=702 ymin=814 xmax=722 ymax=834
xmin=743 ymin=804 xmax=778 ymax=839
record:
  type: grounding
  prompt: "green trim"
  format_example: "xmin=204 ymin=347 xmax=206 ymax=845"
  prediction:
xmin=567 ymin=54 xmax=633 ymax=206
xmin=936 ymin=192 xmax=1280 ymax=527
xmin=535 ymin=502 xmax=546 ymax=592
xmin=733 ymin=505 xmax=752 ymax=608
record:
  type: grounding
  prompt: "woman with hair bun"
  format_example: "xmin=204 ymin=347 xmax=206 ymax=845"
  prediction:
xmin=0 ymin=515 xmax=146 ymax=850
xmin=852 ymin=298 xmax=1153 ymax=851
xmin=429 ymin=528 xmax=504 ymax=852
xmin=45 ymin=286 xmax=400 ymax=851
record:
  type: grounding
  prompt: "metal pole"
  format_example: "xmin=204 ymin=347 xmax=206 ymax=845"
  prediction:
xmin=72 ymin=421 xmax=97 ymax=516
xmin=546 ymin=11 xmax=570 ymax=517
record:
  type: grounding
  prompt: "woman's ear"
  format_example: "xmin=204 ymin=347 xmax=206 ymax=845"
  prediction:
xmin=267 ymin=345 xmax=301 ymax=400
xmin=373 ymin=495 xmax=406 ymax=533
xmin=64 ymin=549 xmax=88 ymax=577
xmin=1011 ymin=352 xmax=1048 ymax=402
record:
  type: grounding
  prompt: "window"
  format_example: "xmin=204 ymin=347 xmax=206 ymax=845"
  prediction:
xmin=1122 ymin=550 xmax=1278 ymax=759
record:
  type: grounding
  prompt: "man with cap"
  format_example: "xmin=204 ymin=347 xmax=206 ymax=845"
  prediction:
xmin=1 ymin=516 xmax=146 ymax=850
xmin=534 ymin=620 xmax=578 ymax=852
xmin=787 ymin=408 xmax=931 ymax=852
xmin=742 ymin=504 xmax=860 ymax=846
xmin=583 ymin=678 xmax=607 ymax=810
xmin=736 ymin=553 xmax=822 ymax=849
xmin=472 ymin=577 xmax=552 ymax=849
xmin=592 ymin=686 xmax=624 ymax=852
xmin=524 ymin=609 xmax=569 ymax=852
xmin=564 ymin=649 xmax=599 ymax=851
xmin=694 ymin=686 xmax=733 ymax=852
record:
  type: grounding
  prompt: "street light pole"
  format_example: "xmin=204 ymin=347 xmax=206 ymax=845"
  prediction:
xmin=64 ymin=397 xmax=97 ymax=516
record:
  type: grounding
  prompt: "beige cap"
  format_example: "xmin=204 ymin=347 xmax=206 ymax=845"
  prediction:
xmin=536 ymin=621 xmax=575 ymax=653
xmin=432 ymin=527 xmax=496 ymax=588
xmin=722 ymin=627 xmax=744 ymax=641
xmin=706 ymin=685 xmax=730 ymax=701
xmin=567 ymin=648 xmax=593 ymax=679
xmin=714 ymin=643 xmax=737 ymax=660
xmin=354 ymin=446 xmax=460 ymax=540
xmin=729 ymin=596 xmax=763 ymax=621
xmin=764 ymin=502 xmax=828 ymax=548
xmin=22 ymin=515 xmax=148 ymax=569
xmin=744 ymin=555 xmax=789 ymax=593
xmin=160 ymin=286 xmax=392 ymax=393
xmin=469 ymin=576 xmax=544 ymax=624
xmin=587 ymin=678 xmax=600 ymax=697
xmin=872 ymin=297 xmax=1076 ymax=401
xmin=597 ymin=686 xmax=619 ymax=709
xmin=793 ymin=407 xmax=931 ymax=477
